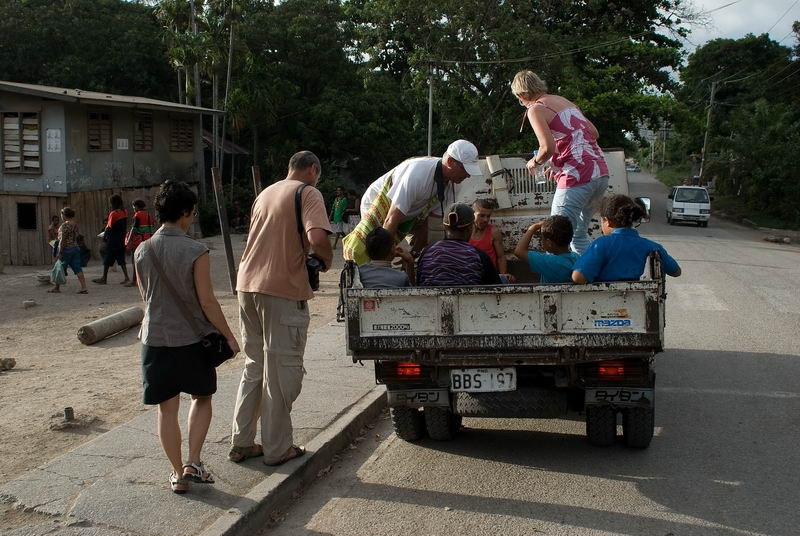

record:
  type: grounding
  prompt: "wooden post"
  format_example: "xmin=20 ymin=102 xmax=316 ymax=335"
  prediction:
xmin=251 ymin=165 xmax=261 ymax=196
xmin=211 ymin=167 xmax=238 ymax=294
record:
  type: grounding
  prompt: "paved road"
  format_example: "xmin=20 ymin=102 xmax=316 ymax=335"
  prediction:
xmin=259 ymin=173 xmax=800 ymax=536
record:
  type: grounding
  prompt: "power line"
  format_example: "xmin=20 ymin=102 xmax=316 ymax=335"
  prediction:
xmin=766 ymin=0 xmax=799 ymax=34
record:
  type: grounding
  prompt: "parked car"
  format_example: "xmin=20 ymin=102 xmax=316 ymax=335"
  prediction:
xmin=626 ymin=164 xmax=641 ymax=172
xmin=666 ymin=186 xmax=712 ymax=227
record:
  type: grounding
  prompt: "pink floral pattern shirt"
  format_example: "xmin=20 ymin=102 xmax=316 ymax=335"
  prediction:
xmin=536 ymin=102 xmax=609 ymax=189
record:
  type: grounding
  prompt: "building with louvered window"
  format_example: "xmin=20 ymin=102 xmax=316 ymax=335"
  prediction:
xmin=0 ymin=81 xmax=220 ymax=266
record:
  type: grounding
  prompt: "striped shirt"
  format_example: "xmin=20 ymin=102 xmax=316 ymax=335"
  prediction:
xmin=416 ymin=239 xmax=501 ymax=286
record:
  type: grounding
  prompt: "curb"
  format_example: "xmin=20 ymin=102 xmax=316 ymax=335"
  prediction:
xmin=198 ymin=385 xmax=386 ymax=536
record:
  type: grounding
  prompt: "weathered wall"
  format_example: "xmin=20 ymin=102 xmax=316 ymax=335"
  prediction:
xmin=0 ymin=193 xmax=65 ymax=266
xmin=63 ymin=105 xmax=200 ymax=191
xmin=0 ymin=94 xmax=68 ymax=195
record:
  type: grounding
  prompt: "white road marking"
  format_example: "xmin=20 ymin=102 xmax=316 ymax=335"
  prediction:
xmin=659 ymin=386 xmax=800 ymax=399
xmin=668 ymin=284 xmax=728 ymax=311
xmin=752 ymin=286 xmax=800 ymax=314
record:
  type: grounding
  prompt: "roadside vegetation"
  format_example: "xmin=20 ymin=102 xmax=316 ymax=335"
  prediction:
xmin=0 ymin=0 xmax=796 ymax=229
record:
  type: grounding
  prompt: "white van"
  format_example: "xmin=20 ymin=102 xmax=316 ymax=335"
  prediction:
xmin=666 ymin=186 xmax=711 ymax=227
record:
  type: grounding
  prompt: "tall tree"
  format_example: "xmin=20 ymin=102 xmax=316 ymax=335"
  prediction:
xmin=343 ymin=0 xmax=692 ymax=154
xmin=0 ymin=0 xmax=174 ymax=98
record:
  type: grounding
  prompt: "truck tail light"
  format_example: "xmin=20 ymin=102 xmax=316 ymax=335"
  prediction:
xmin=395 ymin=362 xmax=422 ymax=377
xmin=377 ymin=361 xmax=430 ymax=382
xmin=598 ymin=361 xmax=625 ymax=376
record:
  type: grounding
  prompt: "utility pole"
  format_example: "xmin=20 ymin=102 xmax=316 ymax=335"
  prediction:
xmin=698 ymin=80 xmax=717 ymax=185
xmin=427 ymin=64 xmax=433 ymax=156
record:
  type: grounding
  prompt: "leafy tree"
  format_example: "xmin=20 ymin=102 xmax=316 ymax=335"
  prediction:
xmin=719 ymin=100 xmax=800 ymax=227
xmin=0 ymin=0 xmax=174 ymax=98
xmin=672 ymin=32 xmax=800 ymax=227
xmin=343 ymin=0 xmax=692 ymax=155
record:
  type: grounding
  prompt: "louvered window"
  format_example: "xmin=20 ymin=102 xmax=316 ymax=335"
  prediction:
xmin=88 ymin=112 xmax=112 ymax=151
xmin=2 ymin=112 xmax=41 ymax=173
xmin=169 ymin=118 xmax=193 ymax=152
xmin=134 ymin=112 xmax=153 ymax=151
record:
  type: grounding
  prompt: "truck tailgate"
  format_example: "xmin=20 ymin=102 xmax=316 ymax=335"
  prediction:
xmin=345 ymin=280 xmax=664 ymax=363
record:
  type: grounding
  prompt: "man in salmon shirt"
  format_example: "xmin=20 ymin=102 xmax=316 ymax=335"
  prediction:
xmin=229 ymin=151 xmax=333 ymax=467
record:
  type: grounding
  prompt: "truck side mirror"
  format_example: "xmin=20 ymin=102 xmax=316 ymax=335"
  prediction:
xmin=634 ymin=197 xmax=651 ymax=224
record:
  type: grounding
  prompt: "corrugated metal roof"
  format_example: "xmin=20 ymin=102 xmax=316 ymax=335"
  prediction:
xmin=0 ymin=80 xmax=223 ymax=115
xmin=202 ymin=130 xmax=250 ymax=155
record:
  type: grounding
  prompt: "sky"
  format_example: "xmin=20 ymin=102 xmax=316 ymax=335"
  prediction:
xmin=683 ymin=0 xmax=799 ymax=50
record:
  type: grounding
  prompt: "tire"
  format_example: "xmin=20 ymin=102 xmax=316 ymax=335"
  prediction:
xmin=666 ymin=212 xmax=671 ymax=224
xmin=697 ymin=221 xmax=703 ymax=227
xmin=623 ymin=407 xmax=654 ymax=448
xmin=390 ymin=406 xmax=426 ymax=441
xmin=424 ymin=407 xmax=462 ymax=441
xmin=701 ymin=221 xmax=708 ymax=228
xmin=585 ymin=406 xmax=616 ymax=446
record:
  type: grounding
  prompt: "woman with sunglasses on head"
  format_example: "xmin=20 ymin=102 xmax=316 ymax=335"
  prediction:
xmin=512 ymin=70 xmax=609 ymax=255
xmin=134 ymin=181 xmax=240 ymax=494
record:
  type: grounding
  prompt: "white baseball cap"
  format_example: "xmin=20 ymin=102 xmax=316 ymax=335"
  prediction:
xmin=446 ymin=139 xmax=481 ymax=177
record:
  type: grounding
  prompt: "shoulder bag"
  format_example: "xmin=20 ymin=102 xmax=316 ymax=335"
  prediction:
xmin=143 ymin=241 xmax=234 ymax=367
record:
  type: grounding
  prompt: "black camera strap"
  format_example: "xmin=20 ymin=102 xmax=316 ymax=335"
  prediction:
xmin=294 ymin=183 xmax=307 ymax=251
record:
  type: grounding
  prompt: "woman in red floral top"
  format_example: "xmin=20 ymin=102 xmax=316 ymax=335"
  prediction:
xmin=48 ymin=207 xmax=89 ymax=294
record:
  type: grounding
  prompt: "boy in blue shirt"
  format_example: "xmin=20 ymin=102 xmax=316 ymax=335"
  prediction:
xmin=572 ymin=194 xmax=681 ymax=283
xmin=513 ymin=215 xmax=577 ymax=283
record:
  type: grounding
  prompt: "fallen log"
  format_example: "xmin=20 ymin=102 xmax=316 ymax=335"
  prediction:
xmin=77 ymin=306 xmax=144 ymax=345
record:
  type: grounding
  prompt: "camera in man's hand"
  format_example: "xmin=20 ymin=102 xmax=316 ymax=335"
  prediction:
xmin=305 ymin=255 xmax=324 ymax=291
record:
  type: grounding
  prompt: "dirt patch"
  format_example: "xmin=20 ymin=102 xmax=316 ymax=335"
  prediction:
xmin=0 ymin=233 xmax=343 ymax=485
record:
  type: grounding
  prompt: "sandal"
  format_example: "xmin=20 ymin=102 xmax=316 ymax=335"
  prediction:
xmin=264 ymin=445 xmax=305 ymax=466
xmin=47 ymin=288 xmax=60 ymax=293
xmin=182 ymin=462 xmax=214 ymax=484
xmin=77 ymin=289 xmax=88 ymax=294
xmin=169 ymin=472 xmax=188 ymax=494
xmin=228 ymin=444 xmax=264 ymax=463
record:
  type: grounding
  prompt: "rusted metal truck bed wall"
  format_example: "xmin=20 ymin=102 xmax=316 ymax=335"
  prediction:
xmin=345 ymin=280 xmax=664 ymax=360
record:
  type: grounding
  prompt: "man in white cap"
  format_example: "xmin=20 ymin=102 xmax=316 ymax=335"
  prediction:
xmin=343 ymin=139 xmax=481 ymax=264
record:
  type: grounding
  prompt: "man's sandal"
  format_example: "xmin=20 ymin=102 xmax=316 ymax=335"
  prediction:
xmin=264 ymin=445 xmax=305 ymax=466
xmin=169 ymin=472 xmax=189 ymax=494
xmin=182 ymin=462 xmax=214 ymax=484
xmin=228 ymin=444 xmax=264 ymax=463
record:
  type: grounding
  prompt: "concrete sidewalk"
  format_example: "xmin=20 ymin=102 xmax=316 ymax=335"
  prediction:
xmin=0 ymin=321 xmax=385 ymax=536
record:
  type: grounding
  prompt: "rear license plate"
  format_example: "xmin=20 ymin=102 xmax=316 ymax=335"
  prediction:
xmin=450 ymin=368 xmax=516 ymax=392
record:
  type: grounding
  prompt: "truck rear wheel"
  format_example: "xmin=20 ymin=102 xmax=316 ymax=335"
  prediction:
xmin=585 ymin=406 xmax=616 ymax=446
xmin=390 ymin=406 xmax=425 ymax=441
xmin=622 ymin=407 xmax=654 ymax=448
xmin=424 ymin=407 xmax=462 ymax=441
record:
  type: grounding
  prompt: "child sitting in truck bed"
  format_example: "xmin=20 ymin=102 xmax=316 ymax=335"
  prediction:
xmin=572 ymin=194 xmax=681 ymax=283
xmin=359 ymin=227 xmax=414 ymax=288
xmin=513 ymin=215 xmax=577 ymax=283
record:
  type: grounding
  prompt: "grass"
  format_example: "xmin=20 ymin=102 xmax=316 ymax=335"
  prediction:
xmin=654 ymin=163 xmax=693 ymax=188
